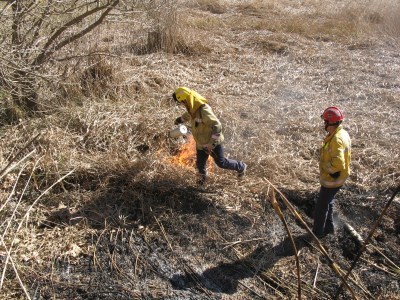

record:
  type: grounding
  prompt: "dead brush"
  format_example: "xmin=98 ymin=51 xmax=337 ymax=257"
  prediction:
xmin=190 ymin=0 xmax=228 ymax=15
xmin=368 ymin=0 xmax=400 ymax=42
xmin=0 ymin=144 xmax=74 ymax=299
xmin=223 ymin=0 xmax=398 ymax=42
xmin=138 ymin=0 xmax=188 ymax=54
xmin=80 ymin=59 xmax=115 ymax=99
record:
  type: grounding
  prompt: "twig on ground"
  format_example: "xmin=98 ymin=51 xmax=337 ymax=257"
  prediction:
xmin=151 ymin=207 xmax=173 ymax=251
xmin=368 ymin=244 xmax=400 ymax=272
xmin=344 ymin=221 xmax=400 ymax=274
xmin=306 ymin=241 xmax=372 ymax=298
xmin=359 ymin=257 xmax=398 ymax=278
xmin=151 ymin=208 xmax=212 ymax=296
xmin=0 ymin=168 xmax=74 ymax=292
xmin=221 ymin=237 xmax=270 ymax=250
xmin=0 ymin=164 xmax=26 ymax=216
xmin=0 ymin=133 xmax=41 ymax=179
xmin=2 ymin=159 xmax=41 ymax=239
xmin=0 ymin=236 xmax=31 ymax=299
xmin=237 ymin=280 xmax=264 ymax=298
xmin=313 ymin=261 xmax=320 ymax=289
xmin=93 ymin=226 xmax=110 ymax=272
xmin=209 ymin=227 xmax=289 ymax=298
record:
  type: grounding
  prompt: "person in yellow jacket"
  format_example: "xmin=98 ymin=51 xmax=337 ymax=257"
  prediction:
xmin=172 ymin=87 xmax=247 ymax=185
xmin=313 ymin=106 xmax=351 ymax=238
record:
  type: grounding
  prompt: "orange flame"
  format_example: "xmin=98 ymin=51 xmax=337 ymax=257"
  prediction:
xmin=170 ymin=135 xmax=213 ymax=171
xmin=170 ymin=135 xmax=197 ymax=167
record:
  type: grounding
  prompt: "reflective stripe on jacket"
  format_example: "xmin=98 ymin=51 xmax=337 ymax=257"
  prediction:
xmin=319 ymin=125 xmax=351 ymax=188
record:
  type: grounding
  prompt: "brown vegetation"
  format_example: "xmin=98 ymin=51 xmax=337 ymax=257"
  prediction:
xmin=0 ymin=0 xmax=399 ymax=299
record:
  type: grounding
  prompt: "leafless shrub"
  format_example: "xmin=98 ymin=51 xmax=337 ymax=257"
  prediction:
xmin=137 ymin=0 xmax=185 ymax=54
xmin=80 ymin=60 xmax=115 ymax=98
xmin=0 ymin=0 xmax=122 ymax=115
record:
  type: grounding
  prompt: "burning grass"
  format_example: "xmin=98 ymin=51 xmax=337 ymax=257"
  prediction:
xmin=168 ymin=135 xmax=197 ymax=168
xmin=168 ymin=135 xmax=215 ymax=176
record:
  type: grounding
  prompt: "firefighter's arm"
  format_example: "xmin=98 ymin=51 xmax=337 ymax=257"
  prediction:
xmin=203 ymin=108 xmax=222 ymax=147
xmin=175 ymin=112 xmax=191 ymax=124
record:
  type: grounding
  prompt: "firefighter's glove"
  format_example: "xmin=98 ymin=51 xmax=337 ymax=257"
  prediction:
xmin=174 ymin=117 xmax=184 ymax=125
xmin=329 ymin=171 xmax=341 ymax=179
xmin=210 ymin=134 xmax=220 ymax=146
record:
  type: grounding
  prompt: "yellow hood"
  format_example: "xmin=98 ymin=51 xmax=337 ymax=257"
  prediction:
xmin=175 ymin=87 xmax=207 ymax=117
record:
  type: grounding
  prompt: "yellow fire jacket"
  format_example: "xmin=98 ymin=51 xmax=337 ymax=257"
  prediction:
xmin=176 ymin=88 xmax=224 ymax=150
xmin=319 ymin=125 xmax=351 ymax=188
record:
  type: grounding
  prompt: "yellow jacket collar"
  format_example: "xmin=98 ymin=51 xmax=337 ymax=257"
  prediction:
xmin=324 ymin=125 xmax=343 ymax=143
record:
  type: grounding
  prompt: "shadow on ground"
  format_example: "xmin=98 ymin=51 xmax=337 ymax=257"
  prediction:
xmin=170 ymin=235 xmax=308 ymax=294
xmin=41 ymin=166 xmax=251 ymax=230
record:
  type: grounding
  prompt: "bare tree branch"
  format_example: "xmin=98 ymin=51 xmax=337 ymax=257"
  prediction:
xmin=34 ymin=0 xmax=119 ymax=66
xmin=54 ymin=0 xmax=119 ymax=52
xmin=0 ymin=0 xmax=124 ymax=112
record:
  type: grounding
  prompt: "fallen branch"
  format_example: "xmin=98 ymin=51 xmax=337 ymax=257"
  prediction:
xmin=151 ymin=207 xmax=173 ymax=251
xmin=2 ymin=159 xmax=41 ymax=240
xmin=306 ymin=239 xmax=372 ymax=298
xmin=359 ymin=257 xmax=398 ymax=278
xmin=151 ymin=208 xmax=212 ymax=296
xmin=237 ymin=280 xmax=264 ymax=299
xmin=344 ymin=221 xmax=400 ymax=273
xmin=0 ymin=150 xmax=36 ymax=180
xmin=368 ymin=244 xmax=400 ymax=272
xmin=269 ymin=189 xmax=302 ymax=300
xmin=0 ymin=163 xmax=26 ymax=214
xmin=210 ymin=227 xmax=289 ymax=298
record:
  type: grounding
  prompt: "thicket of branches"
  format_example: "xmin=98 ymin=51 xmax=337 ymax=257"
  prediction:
xmin=0 ymin=0 xmax=179 ymax=122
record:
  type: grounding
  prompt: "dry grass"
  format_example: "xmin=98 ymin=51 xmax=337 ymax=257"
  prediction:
xmin=0 ymin=0 xmax=399 ymax=299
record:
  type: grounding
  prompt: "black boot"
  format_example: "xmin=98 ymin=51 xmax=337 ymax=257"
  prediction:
xmin=197 ymin=174 xmax=207 ymax=186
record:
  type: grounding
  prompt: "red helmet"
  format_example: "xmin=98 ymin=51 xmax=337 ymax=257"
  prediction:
xmin=321 ymin=106 xmax=344 ymax=123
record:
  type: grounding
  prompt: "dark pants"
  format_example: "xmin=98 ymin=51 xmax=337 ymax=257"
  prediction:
xmin=313 ymin=186 xmax=341 ymax=237
xmin=196 ymin=144 xmax=245 ymax=176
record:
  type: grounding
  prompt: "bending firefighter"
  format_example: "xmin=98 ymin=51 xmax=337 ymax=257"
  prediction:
xmin=313 ymin=106 xmax=351 ymax=238
xmin=172 ymin=87 xmax=247 ymax=185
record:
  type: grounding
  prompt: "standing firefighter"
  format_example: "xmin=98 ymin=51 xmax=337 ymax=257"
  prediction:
xmin=172 ymin=87 xmax=247 ymax=185
xmin=313 ymin=106 xmax=351 ymax=238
